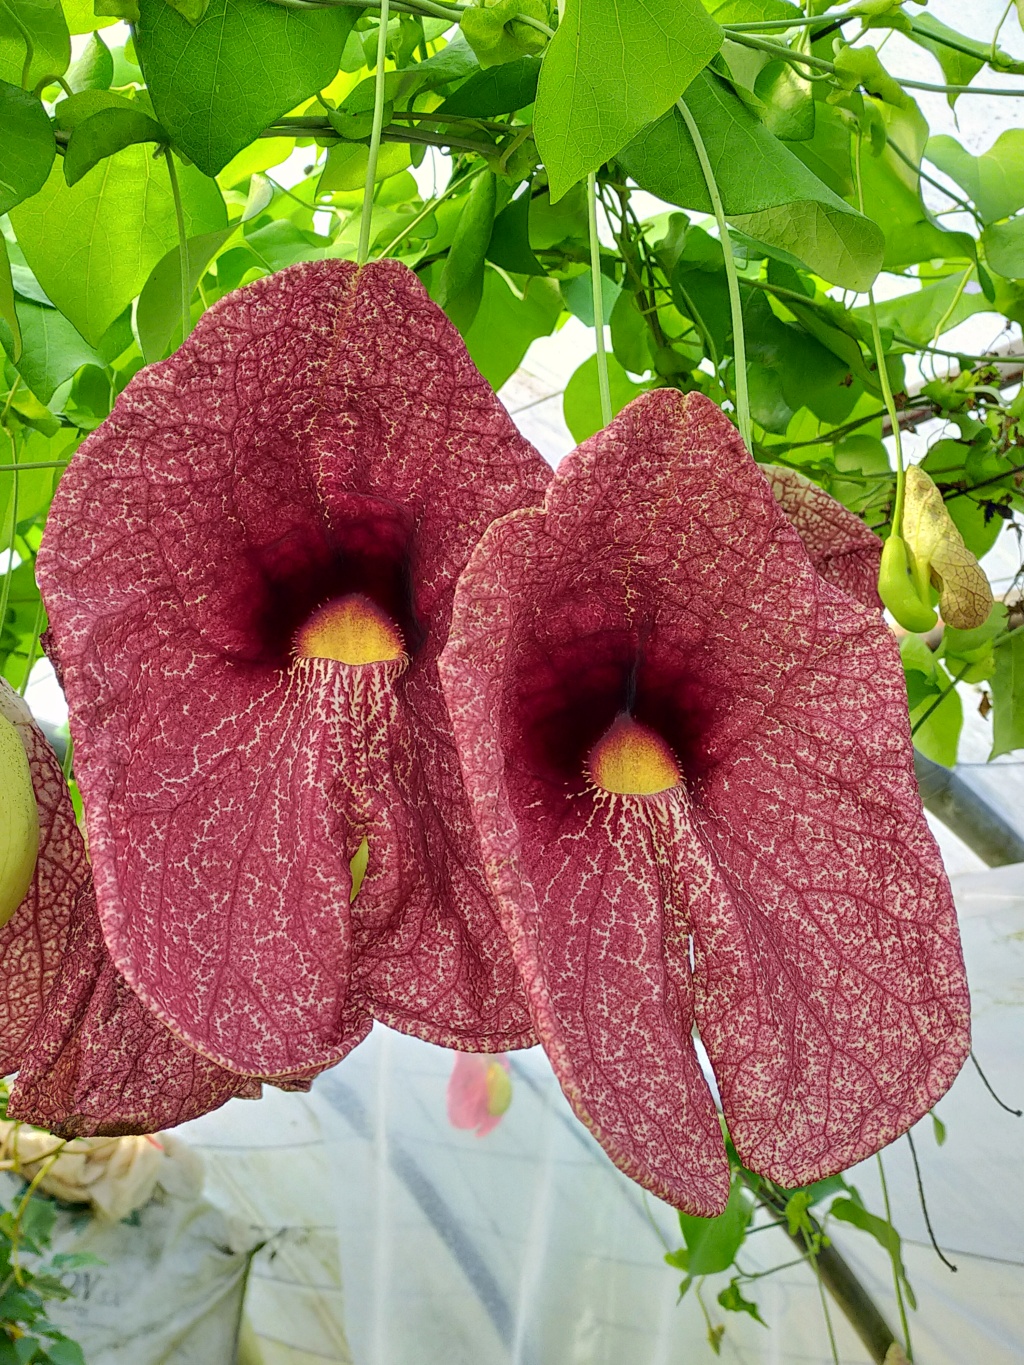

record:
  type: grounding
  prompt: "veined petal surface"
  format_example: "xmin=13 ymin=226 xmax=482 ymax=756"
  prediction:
xmin=0 ymin=681 xmax=265 ymax=1135
xmin=441 ymin=389 xmax=969 ymax=1211
xmin=763 ymin=464 xmax=883 ymax=610
xmin=37 ymin=259 xmax=549 ymax=1076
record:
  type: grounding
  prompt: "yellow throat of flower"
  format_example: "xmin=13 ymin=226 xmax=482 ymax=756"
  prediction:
xmin=588 ymin=714 xmax=681 ymax=796
xmin=294 ymin=594 xmax=405 ymax=665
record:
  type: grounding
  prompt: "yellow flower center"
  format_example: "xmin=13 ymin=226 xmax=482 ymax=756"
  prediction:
xmin=294 ymin=594 xmax=405 ymax=665
xmin=588 ymin=714 xmax=681 ymax=796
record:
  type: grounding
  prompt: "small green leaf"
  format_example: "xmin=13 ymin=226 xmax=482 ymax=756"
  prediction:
xmin=64 ymin=106 xmax=167 ymax=185
xmin=991 ymin=627 xmax=1024 ymax=759
xmin=900 ymin=633 xmax=963 ymax=767
xmin=134 ymin=0 xmax=357 ymax=176
xmin=930 ymin=1110 xmax=947 ymax=1146
xmin=460 ymin=0 xmax=547 ymax=69
xmin=676 ymin=1176 xmax=752 ymax=1277
xmin=609 ymin=289 xmax=651 ymax=375
xmin=534 ymin=0 xmax=722 ymax=201
xmin=753 ymin=59 xmax=814 ymax=142
xmin=618 ymin=71 xmax=883 ymax=291
xmin=438 ymin=170 xmax=497 ymax=333
xmin=487 ymin=187 xmax=545 ymax=276
xmin=0 ymin=295 xmax=100 ymax=400
xmin=717 ymin=1279 xmax=768 ymax=1327
xmin=60 ymin=0 xmax=120 ymax=32
xmin=463 ymin=269 xmax=560 ymax=390
xmin=563 ymin=352 xmax=647 ymax=443
xmin=857 ymin=102 xmax=975 ymax=271
xmin=562 ymin=268 xmax=620 ymax=328
xmin=436 ymin=53 xmax=540 ymax=117
xmin=927 ymin=131 xmax=1024 ymax=225
xmin=95 ymin=0 xmax=139 ymax=20
xmin=317 ymin=141 xmax=411 ymax=195
xmin=0 ymin=80 xmax=55 ymax=216
xmin=165 ymin=0 xmax=209 ymax=21
xmin=66 ymin=27 xmax=112 ymax=89
xmin=137 ymin=173 xmax=270 ymax=361
xmin=830 ymin=1197 xmax=916 ymax=1308
xmin=0 ymin=0 xmax=70 ymax=89
xmin=982 ymin=217 xmax=1024 ymax=281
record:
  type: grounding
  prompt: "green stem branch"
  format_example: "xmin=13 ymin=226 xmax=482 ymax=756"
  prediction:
xmin=677 ymin=97 xmax=751 ymax=451
xmin=358 ymin=0 xmax=392 ymax=266
xmin=163 ymin=148 xmax=191 ymax=345
xmin=587 ymin=172 xmax=612 ymax=429
xmin=876 ymin=1155 xmax=913 ymax=1361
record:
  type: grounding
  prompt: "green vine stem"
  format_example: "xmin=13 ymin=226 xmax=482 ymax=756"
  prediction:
xmin=379 ymin=168 xmax=477 ymax=257
xmin=162 ymin=148 xmax=191 ymax=345
xmin=676 ymin=97 xmax=752 ymax=452
xmin=0 ymin=0 xmax=36 ymax=89
xmin=876 ymin=1154 xmax=913 ymax=1361
xmin=358 ymin=0 xmax=393 ymax=267
xmin=587 ymin=172 xmax=613 ymax=428
xmin=18 ymin=598 xmax=45 ymax=698
xmin=854 ymin=132 xmax=908 ymax=534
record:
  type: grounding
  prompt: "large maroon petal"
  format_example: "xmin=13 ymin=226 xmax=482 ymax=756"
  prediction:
xmin=763 ymin=464 xmax=882 ymax=610
xmin=441 ymin=389 xmax=969 ymax=1209
xmin=0 ymin=681 xmax=266 ymax=1135
xmin=37 ymin=260 xmax=548 ymax=1076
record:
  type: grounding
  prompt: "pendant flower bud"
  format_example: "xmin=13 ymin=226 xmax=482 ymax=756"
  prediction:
xmin=36 ymin=259 xmax=551 ymax=1085
xmin=441 ymin=389 xmax=970 ymax=1214
xmin=902 ymin=465 xmax=993 ymax=630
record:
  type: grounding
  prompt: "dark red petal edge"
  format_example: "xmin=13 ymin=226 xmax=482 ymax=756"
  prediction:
xmin=763 ymin=464 xmax=883 ymax=610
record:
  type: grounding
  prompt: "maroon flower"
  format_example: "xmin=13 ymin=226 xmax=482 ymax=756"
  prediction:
xmin=440 ymin=389 xmax=970 ymax=1214
xmin=0 ymin=680 xmax=262 ymax=1135
xmin=36 ymin=259 xmax=550 ymax=1085
xmin=763 ymin=464 xmax=883 ymax=611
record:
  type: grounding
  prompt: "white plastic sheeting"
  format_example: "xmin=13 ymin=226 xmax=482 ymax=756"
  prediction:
xmin=175 ymin=861 xmax=1024 ymax=1365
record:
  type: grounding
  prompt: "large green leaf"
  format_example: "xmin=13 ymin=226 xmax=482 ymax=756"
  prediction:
xmin=60 ymin=0 xmax=120 ymax=32
xmin=0 ymin=294 xmax=101 ymax=400
xmin=10 ymin=147 xmax=225 ymax=343
xmin=857 ymin=101 xmax=974 ymax=270
xmin=134 ymin=0 xmax=356 ymax=176
xmin=0 ymin=79 xmax=54 ymax=215
xmin=564 ymin=352 xmax=647 ymax=442
xmin=463 ymin=269 xmax=561 ymax=390
xmin=618 ymin=71 xmax=883 ymax=291
xmin=927 ymin=131 xmax=1024 ymax=226
xmin=534 ymin=0 xmax=722 ymax=201
xmin=0 ymin=0 xmax=69 ymax=88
